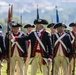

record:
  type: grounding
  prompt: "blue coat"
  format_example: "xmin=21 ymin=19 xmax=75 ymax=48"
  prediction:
xmin=0 ymin=35 xmax=6 ymax=59
xmin=18 ymin=31 xmax=52 ymax=58
xmin=51 ymin=32 xmax=73 ymax=58
xmin=5 ymin=31 xmax=28 ymax=57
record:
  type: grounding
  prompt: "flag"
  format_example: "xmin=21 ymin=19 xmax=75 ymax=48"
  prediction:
xmin=10 ymin=4 xmax=13 ymax=18
xmin=8 ymin=6 xmax=11 ymax=23
xmin=7 ymin=4 xmax=13 ymax=32
xmin=56 ymin=6 xmax=59 ymax=23
xmin=37 ymin=5 xmax=39 ymax=20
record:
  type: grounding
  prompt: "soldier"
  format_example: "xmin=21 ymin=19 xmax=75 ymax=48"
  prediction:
xmin=0 ymin=24 xmax=6 ymax=75
xmin=47 ymin=23 xmax=56 ymax=35
xmin=13 ymin=19 xmax=53 ymax=75
xmin=47 ymin=23 xmax=56 ymax=75
xmin=68 ymin=22 xmax=76 ymax=75
xmin=5 ymin=21 xmax=28 ymax=75
xmin=51 ymin=23 xmax=73 ymax=75
xmin=23 ymin=24 xmax=35 ymax=75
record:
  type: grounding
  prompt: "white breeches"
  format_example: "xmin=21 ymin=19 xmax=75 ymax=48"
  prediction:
xmin=24 ymin=45 xmax=31 ymax=75
xmin=10 ymin=57 xmax=24 ymax=75
xmin=31 ymin=53 xmax=48 ymax=75
xmin=54 ymin=55 xmax=69 ymax=75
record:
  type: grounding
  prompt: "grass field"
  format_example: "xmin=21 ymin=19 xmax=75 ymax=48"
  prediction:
xmin=1 ymin=61 xmax=42 ymax=75
xmin=1 ymin=61 xmax=76 ymax=75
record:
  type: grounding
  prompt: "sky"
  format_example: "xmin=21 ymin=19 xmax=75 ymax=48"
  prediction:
xmin=0 ymin=0 xmax=76 ymax=13
xmin=0 ymin=0 xmax=76 ymax=25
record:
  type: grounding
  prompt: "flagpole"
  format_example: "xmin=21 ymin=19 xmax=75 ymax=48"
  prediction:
xmin=37 ymin=5 xmax=39 ymax=20
xmin=55 ymin=6 xmax=59 ymax=23
xmin=7 ymin=4 xmax=13 ymax=75
xmin=20 ymin=14 xmax=22 ymax=24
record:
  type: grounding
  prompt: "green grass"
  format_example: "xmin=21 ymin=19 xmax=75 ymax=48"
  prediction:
xmin=2 ymin=62 xmax=7 ymax=75
xmin=1 ymin=61 xmax=42 ymax=75
xmin=1 ymin=61 xmax=76 ymax=75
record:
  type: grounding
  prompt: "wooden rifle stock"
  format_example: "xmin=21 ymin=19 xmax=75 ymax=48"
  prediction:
xmin=7 ymin=32 xmax=11 ymax=75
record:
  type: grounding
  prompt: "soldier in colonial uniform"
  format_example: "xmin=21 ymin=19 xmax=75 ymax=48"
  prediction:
xmin=23 ymin=24 xmax=35 ymax=75
xmin=0 ymin=24 xmax=6 ymax=75
xmin=47 ymin=23 xmax=56 ymax=75
xmin=14 ymin=19 xmax=52 ymax=75
xmin=5 ymin=21 xmax=28 ymax=75
xmin=68 ymin=22 xmax=76 ymax=75
xmin=47 ymin=23 xmax=56 ymax=35
xmin=51 ymin=23 xmax=73 ymax=75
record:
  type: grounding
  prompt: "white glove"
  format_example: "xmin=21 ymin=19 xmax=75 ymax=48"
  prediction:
xmin=48 ymin=58 xmax=52 ymax=62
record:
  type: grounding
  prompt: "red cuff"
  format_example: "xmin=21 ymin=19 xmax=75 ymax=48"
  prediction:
xmin=69 ymin=55 xmax=73 ymax=59
xmin=25 ymin=54 xmax=28 ymax=58
xmin=49 ymin=55 xmax=52 ymax=59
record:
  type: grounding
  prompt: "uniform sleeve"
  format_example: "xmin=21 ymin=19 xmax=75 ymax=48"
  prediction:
xmin=15 ymin=32 xmax=33 ymax=41
xmin=66 ymin=35 xmax=73 ymax=59
xmin=5 ymin=33 xmax=9 ymax=57
xmin=0 ymin=35 xmax=6 ymax=57
xmin=47 ymin=33 xmax=53 ymax=59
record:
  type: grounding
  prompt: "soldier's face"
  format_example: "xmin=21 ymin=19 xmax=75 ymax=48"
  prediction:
xmin=57 ymin=26 xmax=64 ymax=33
xmin=72 ymin=26 xmax=76 ymax=32
xmin=11 ymin=27 xmax=20 ymax=33
xmin=36 ymin=24 xmax=42 ymax=31
xmin=26 ymin=27 xmax=32 ymax=32
xmin=50 ymin=27 xmax=56 ymax=33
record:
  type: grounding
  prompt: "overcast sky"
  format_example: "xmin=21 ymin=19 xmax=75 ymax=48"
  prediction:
xmin=0 ymin=0 xmax=76 ymax=26
xmin=0 ymin=0 xmax=76 ymax=13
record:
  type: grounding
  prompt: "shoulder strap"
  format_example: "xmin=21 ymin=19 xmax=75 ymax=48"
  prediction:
xmin=34 ymin=31 xmax=47 ymax=53
xmin=11 ymin=33 xmax=24 ymax=53
xmin=70 ymin=32 xmax=75 ymax=44
xmin=55 ymin=33 xmax=67 ymax=50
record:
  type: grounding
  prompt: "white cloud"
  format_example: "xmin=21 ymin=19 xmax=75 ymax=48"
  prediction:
xmin=58 ymin=7 xmax=64 ymax=11
xmin=45 ymin=6 xmax=55 ymax=10
xmin=41 ymin=10 xmax=45 ymax=13
xmin=0 ymin=1 xmax=9 ymax=13
xmin=0 ymin=1 xmax=8 ymax=6
xmin=57 ymin=0 xmax=76 ymax=2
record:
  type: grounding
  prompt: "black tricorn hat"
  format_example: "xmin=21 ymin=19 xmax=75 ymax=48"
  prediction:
xmin=54 ymin=23 xmax=67 ymax=28
xmin=10 ymin=21 xmax=22 ymax=27
xmin=34 ymin=19 xmax=48 ymax=25
xmin=47 ymin=23 xmax=55 ymax=28
xmin=69 ymin=22 xmax=76 ymax=27
xmin=0 ymin=24 xmax=2 ymax=29
xmin=32 ymin=25 xmax=35 ymax=28
xmin=24 ymin=24 xmax=35 ymax=28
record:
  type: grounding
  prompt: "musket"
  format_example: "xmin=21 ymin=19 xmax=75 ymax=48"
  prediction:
xmin=7 ymin=31 xmax=11 ymax=75
xmin=7 ymin=4 xmax=13 ymax=75
xmin=72 ymin=36 xmax=76 ymax=75
xmin=51 ymin=34 xmax=55 ymax=75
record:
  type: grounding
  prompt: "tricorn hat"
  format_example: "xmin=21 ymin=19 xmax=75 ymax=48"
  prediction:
xmin=69 ymin=22 xmax=76 ymax=27
xmin=24 ymin=24 xmax=35 ymax=28
xmin=10 ymin=21 xmax=22 ymax=27
xmin=47 ymin=23 xmax=55 ymax=28
xmin=34 ymin=19 xmax=48 ymax=25
xmin=0 ymin=24 xmax=2 ymax=29
xmin=54 ymin=23 xmax=67 ymax=28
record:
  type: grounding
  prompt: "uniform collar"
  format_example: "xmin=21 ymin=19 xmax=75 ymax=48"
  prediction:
xmin=57 ymin=32 xmax=65 ymax=36
xmin=72 ymin=31 xmax=76 ymax=35
xmin=37 ymin=28 xmax=44 ymax=33
xmin=13 ymin=32 xmax=20 ymax=36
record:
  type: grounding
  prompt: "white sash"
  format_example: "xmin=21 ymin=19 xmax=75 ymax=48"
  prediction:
xmin=55 ymin=33 xmax=67 ymax=50
xmin=34 ymin=32 xmax=46 ymax=53
xmin=11 ymin=32 xmax=24 ymax=53
xmin=70 ymin=32 xmax=75 ymax=44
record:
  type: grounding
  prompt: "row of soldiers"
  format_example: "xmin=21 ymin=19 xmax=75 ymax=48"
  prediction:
xmin=0 ymin=19 xmax=76 ymax=75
